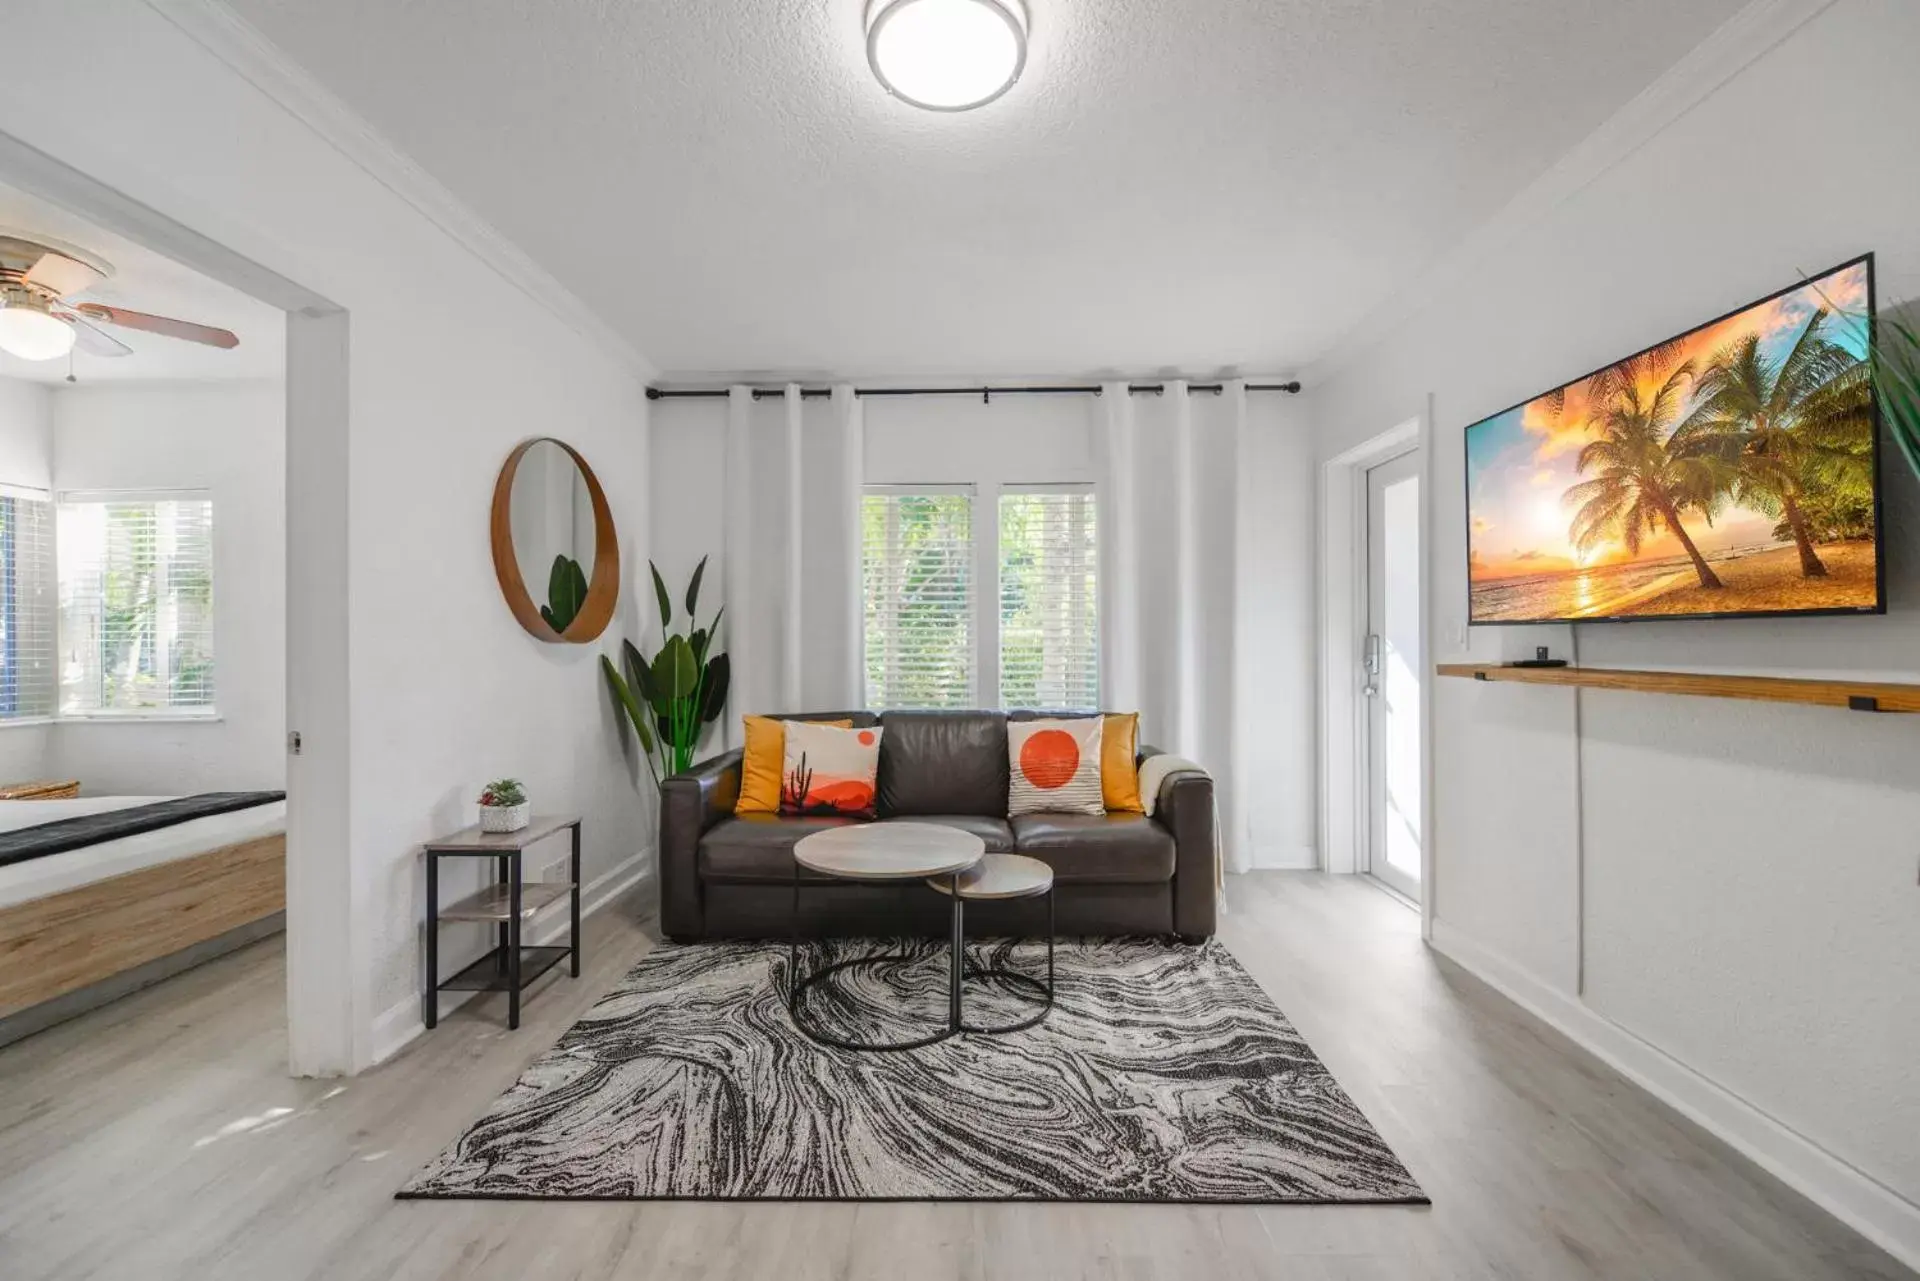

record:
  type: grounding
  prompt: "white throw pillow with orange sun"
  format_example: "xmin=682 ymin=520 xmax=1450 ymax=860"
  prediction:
xmin=1007 ymin=716 xmax=1107 ymax=817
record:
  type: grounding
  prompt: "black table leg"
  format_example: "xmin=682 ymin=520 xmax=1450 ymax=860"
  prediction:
xmin=495 ymin=854 xmax=510 ymax=978
xmin=1047 ymin=885 xmax=1055 ymax=993
xmin=569 ymin=822 xmax=582 ymax=977
xmin=507 ymin=858 xmax=523 ymax=1031
xmin=956 ymin=885 xmax=1054 ymax=1036
xmin=788 ymin=857 xmax=801 ymax=1000
xmin=424 ymin=853 xmax=439 ymax=1029
xmin=948 ymin=873 xmax=963 ymax=1033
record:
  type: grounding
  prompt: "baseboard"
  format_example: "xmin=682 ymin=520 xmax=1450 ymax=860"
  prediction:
xmin=1246 ymin=844 xmax=1318 ymax=871
xmin=1429 ymin=920 xmax=1920 ymax=1274
xmin=368 ymin=852 xmax=654 ymax=1068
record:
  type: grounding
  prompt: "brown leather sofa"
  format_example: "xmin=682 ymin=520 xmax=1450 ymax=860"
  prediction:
xmin=659 ymin=710 xmax=1216 ymax=942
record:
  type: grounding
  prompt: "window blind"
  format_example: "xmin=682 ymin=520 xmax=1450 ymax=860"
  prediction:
xmin=57 ymin=495 xmax=216 ymax=715
xmin=0 ymin=492 xmax=56 ymax=720
xmin=862 ymin=488 xmax=974 ymax=709
xmin=999 ymin=487 xmax=1098 ymax=710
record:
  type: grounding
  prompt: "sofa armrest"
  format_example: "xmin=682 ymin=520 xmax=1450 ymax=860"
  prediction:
xmin=657 ymin=748 xmax=743 ymax=941
xmin=1140 ymin=745 xmax=1216 ymax=940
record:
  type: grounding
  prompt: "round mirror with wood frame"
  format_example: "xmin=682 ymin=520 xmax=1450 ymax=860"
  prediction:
xmin=490 ymin=437 xmax=620 ymax=643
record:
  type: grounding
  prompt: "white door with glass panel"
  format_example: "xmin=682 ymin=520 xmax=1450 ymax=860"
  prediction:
xmin=1364 ymin=452 xmax=1421 ymax=902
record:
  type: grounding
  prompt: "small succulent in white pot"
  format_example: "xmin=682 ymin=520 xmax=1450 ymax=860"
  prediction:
xmin=478 ymin=777 xmax=530 ymax=833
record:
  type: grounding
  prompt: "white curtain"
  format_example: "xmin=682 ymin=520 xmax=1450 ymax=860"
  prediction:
xmin=1097 ymin=379 xmax=1252 ymax=874
xmin=721 ymin=383 xmax=865 ymax=736
xmin=722 ymin=387 xmax=754 ymax=748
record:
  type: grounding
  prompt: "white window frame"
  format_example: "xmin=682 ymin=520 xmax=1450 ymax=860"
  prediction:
xmin=0 ymin=483 xmax=57 ymax=727
xmin=863 ymin=483 xmax=978 ymax=710
xmin=55 ymin=487 xmax=219 ymax=722
xmin=997 ymin=482 xmax=1099 ymax=711
xmin=861 ymin=480 xmax=1100 ymax=711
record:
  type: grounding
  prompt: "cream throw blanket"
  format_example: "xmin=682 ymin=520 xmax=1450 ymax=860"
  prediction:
xmin=1136 ymin=754 xmax=1224 ymax=897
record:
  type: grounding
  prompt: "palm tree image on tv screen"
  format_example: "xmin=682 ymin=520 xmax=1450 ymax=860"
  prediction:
xmin=1466 ymin=257 xmax=1882 ymax=623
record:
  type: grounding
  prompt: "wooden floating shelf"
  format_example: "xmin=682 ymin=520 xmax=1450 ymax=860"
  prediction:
xmin=1435 ymin=663 xmax=1920 ymax=714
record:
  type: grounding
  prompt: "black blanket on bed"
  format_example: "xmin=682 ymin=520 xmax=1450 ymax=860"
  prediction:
xmin=0 ymin=792 xmax=286 ymax=869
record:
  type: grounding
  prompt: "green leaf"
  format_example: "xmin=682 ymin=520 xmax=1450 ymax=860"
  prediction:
xmin=699 ymin=652 xmax=731 ymax=723
xmin=650 ymin=561 xmax=672 ymax=634
xmin=625 ymin=640 xmax=661 ymax=708
xmin=705 ymin=605 xmax=725 ymax=648
xmin=545 ymin=555 xmax=587 ymax=633
xmin=601 ymin=654 xmax=655 ymax=754
xmin=685 ymin=555 xmax=708 ymax=617
xmin=653 ymin=634 xmax=699 ymax=700
xmin=689 ymin=628 xmax=709 ymax=665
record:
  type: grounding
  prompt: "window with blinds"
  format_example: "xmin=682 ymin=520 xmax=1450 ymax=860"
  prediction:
xmin=57 ymin=494 xmax=216 ymax=716
xmin=0 ymin=492 xmax=56 ymax=720
xmin=862 ymin=488 xmax=974 ymax=709
xmin=999 ymin=487 xmax=1098 ymax=710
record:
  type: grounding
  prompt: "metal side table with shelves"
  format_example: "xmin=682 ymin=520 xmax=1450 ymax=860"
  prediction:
xmin=423 ymin=815 xmax=581 ymax=1030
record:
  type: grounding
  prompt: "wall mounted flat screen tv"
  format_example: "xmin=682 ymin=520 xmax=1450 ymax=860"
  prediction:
xmin=1466 ymin=255 xmax=1883 ymax=625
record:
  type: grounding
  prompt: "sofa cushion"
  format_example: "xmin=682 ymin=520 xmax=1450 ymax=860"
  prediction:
xmin=877 ymin=711 xmax=1008 ymax=817
xmin=1010 ymin=813 xmax=1176 ymax=883
xmin=698 ymin=814 xmax=1015 ymax=883
xmin=699 ymin=815 xmax=858 ymax=884
xmin=891 ymin=815 xmax=1015 ymax=853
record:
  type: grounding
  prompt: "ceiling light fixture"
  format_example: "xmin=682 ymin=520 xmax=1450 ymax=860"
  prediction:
xmin=866 ymin=0 xmax=1028 ymax=112
xmin=0 ymin=292 xmax=77 ymax=362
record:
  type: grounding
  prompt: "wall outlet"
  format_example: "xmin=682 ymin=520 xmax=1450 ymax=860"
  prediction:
xmin=542 ymin=856 xmax=570 ymax=885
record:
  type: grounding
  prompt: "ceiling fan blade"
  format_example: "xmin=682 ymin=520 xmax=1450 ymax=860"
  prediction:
xmin=73 ymin=303 xmax=239 ymax=349
xmin=23 ymin=251 xmax=106 ymax=299
xmin=55 ymin=311 xmax=134 ymax=358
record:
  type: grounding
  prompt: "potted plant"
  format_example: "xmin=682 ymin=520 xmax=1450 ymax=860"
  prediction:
xmin=602 ymin=556 xmax=730 ymax=785
xmin=478 ymin=777 xmax=530 ymax=833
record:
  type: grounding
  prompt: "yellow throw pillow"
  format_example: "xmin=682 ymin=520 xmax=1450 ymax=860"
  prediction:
xmin=1102 ymin=712 xmax=1145 ymax=812
xmin=736 ymin=716 xmax=850 ymax=815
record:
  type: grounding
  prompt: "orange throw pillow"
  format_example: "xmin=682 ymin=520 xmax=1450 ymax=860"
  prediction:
xmin=736 ymin=716 xmax=850 ymax=815
xmin=1102 ymin=712 xmax=1144 ymax=812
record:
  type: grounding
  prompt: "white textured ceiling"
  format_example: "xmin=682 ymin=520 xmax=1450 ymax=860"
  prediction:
xmin=0 ymin=181 xmax=283 ymax=385
xmin=225 ymin=0 xmax=1744 ymax=380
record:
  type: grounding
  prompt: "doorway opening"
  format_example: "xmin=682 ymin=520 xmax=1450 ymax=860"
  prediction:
xmin=1317 ymin=412 xmax=1430 ymax=934
xmin=1364 ymin=450 xmax=1421 ymax=905
xmin=0 ymin=130 xmax=355 ymax=1074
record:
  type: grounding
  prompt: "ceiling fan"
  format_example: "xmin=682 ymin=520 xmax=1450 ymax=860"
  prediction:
xmin=0 ymin=233 xmax=240 ymax=365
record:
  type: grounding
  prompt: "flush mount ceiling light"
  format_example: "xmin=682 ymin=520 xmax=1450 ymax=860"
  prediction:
xmin=866 ymin=0 xmax=1028 ymax=112
xmin=0 ymin=292 xmax=76 ymax=362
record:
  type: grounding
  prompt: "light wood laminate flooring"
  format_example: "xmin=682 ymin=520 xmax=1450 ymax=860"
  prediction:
xmin=0 ymin=872 xmax=1909 ymax=1280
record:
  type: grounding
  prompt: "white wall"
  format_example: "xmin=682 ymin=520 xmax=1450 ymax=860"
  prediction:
xmin=0 ymin=376 xmax=52 ymax=781
xmin=48 ymin=381 xmax=286 ymax=793
xmin=0 ymin=375 xmax=52 ymax=488
xmin=0 ymin=0 xmax=654 ymax=1071
xmin=649 ymin=388 xmax=1319 ymax=866
xmin=1307 ymin=0 xmax=1920 ymax=1245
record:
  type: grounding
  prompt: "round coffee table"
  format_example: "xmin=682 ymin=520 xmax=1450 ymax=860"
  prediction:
xmin=929 ymin=854 xmax=1055 ymax=1034
xmin=789 ymin=822 xmax=984 ymax=1052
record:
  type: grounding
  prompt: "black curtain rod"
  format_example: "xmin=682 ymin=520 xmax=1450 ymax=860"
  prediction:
xmin=645 ymin=381 xmax=1301 ymax=402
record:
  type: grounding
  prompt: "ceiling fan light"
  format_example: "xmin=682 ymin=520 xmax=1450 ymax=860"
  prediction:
xmin=866 ymin=0 xmax=1028 ymax=112
xmin=0 ymin=300 xmax=77 ymax=362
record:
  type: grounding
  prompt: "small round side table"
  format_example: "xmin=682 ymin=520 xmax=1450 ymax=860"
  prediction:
xmin=928 ymin=853 xmax=1055 ymax=1034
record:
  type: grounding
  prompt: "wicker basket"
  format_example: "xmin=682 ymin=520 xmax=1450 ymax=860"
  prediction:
xmin=479 ymin=801 xmax=530 ymax=834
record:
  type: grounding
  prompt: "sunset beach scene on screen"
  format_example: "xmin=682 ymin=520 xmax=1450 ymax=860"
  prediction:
xmin=1465 ymin=257 xmax=1883 ymax=625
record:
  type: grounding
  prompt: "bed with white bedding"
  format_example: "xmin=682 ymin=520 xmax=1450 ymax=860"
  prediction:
xmin=0 ymin=795 xmax=286 ymax=908
xmin=0 ymin=794 xmax=286 ymax=1039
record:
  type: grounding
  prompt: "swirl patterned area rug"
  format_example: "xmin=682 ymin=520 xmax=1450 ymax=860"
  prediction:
xmin=398 ymin=938 xmax=1427 ymax=1204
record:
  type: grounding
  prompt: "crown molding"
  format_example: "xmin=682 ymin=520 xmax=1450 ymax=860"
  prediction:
xmin=143 ymin=0 xmax=657 ymax=381
xmin=1307 ymin=0 xmax=1839 ymax=387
